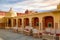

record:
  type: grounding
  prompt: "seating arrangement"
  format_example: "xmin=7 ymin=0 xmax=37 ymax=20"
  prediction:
xmin=32 ymin=28 xmax=39 ymax=38
xmin=8 ymin=26 xmax=60 ymax=40
xmin=17 ymin=27 xmax=23 ymax=33
xmin=23 ymin=26 xmax=33 ymax=36
xmin=12 ymin=26 xmax=18 ymax=32
xmin=41 ymin=28 xmax=56 ymax=40
xmin=45 ymin=28 xmax=51 ymax=34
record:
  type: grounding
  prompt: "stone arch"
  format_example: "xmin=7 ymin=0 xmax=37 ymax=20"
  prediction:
xmin=18 ymin=19 xmax=22 ymax=27
xmin=42 ymin=16 xmax=54 ymax=30
xmin=32 ymin=17 xmax=39 ymax=28
xmin=8 ymin=18 xmax=11 ymax=27
xmin=24 ymin=18 xmax=29 ymax=27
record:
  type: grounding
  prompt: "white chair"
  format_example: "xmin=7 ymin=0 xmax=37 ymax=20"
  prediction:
xmin=24 ymin=26 xmax=32 ymax=35
xmin=24 ymin=26 xmax=33 ymax=31
xmin=55 ymin=29 xmax=60 ymax=40
xmin=32 ymin=29 xmax=39 ymax=34
xmin=12 ymin=26 xmax=18 ymax=32
xmin=32 ymin=28 xmax=39 ymax=38
xmin=24 ymin=26 xmax=29 ymax=32
xmin=45 ymin=28 xmax=51 ymax=33
xmin=18 ymin=27 xmax=23 ymax=33
xmin=50 ymin=29 xmax=56 ymax=40
xmin=56 ymin=29 xmax=60 ymax=34
xmin=50 ymin=29 xmax=55 ymax=34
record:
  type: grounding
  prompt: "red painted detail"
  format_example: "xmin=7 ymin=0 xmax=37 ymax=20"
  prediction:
xmin=24 ymin=18 xmax=29 ymax=27
xmin=50 ymin=33 xmax=54 ymax=35
xmin=0 ymin=11 xmax=7 ymax=16
xmin=56 ymin=34 xmax=60 ymax=36
xmin=18 ymin=19 xmax=22 ymax=27
xmin=45 ymin=16 xmax=53 ymax=27
xmin=32 ymin=17 xmax=39 ymax=27
xmin=43 ymin=16 xmax=54 ymax=29
xmin=26 ymin=29 xmax=29 ymax=31
xmin=39 ymin=33 xmax=42 ymax=35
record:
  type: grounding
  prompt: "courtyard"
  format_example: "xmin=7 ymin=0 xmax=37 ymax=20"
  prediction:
xmin=0 ymin=29 xmax=42 ymax=40
xmin=0 ymin=1 xmax=60 ymax=40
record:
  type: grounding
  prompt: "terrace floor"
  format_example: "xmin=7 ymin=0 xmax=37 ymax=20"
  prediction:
xmin=0 ymin=29 xmax=42 ymax=40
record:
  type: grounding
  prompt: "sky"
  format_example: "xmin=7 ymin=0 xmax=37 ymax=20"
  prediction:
xmin=0 ymin=0 xmax=60 ymax=13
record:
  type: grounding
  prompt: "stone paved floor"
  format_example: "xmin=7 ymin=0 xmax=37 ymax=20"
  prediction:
xmin=0 ymin=29 xmax=42 ymax=40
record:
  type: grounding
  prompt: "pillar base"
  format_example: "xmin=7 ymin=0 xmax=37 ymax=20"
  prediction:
xmin=5 ymin=27 xmax=10 ymax=30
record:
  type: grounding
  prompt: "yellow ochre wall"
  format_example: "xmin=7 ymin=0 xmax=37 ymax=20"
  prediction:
xmin=0 ymin=3 xmax=60 ymax=30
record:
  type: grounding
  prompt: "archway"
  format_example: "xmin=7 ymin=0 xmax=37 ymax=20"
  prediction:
xmin=24 ymin=18 xmax=29 ymax=27
xmin=43 ymin=16 xmax=54 ymax=30
xmin=18 ymin=19 xmax=22 ymax=27
xmin=32 ymin=17 xmax=39 ymax=29
xmin=8 ymin=19 xmax=11 ymax=27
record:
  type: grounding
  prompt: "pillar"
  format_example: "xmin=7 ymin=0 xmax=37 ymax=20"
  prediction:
xmin=22 ymin=18 xmax=24 ymax=30
xmin=39 ymin=17 xmax=43 ymax=31
xmin=29 ymin=18 xmax=32 ymax=27
xmin=39 ymin=18 xmax=41 ymax=30
xmin=7 ymin=18 xmax=8 ymax=27
xmin=58 ymin=13 xmax=60 ymax=29
xmin=54 ymin=13 xmax=59 ymax=35
xmin=54 ymin=17 xmax=56 ymax=30
xmin=11 ymin=19 xmax=13 ymax=27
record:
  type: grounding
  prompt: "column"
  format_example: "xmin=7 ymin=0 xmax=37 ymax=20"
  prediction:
xmin=29 ymin=18 xmax=32 ymax=27
xmin=22 ymin=18 xmax=24 ymax=30
xmin=59 ymin=20 xmax=60 ymax=29
xmin=39 ymin=18 xmax=41 ymax=30
xmin=7 ymin=18 xmax=8 ymax=27
xmin=16 ymin=18 xmax=18 ymax=27
xmin=58 ymin=13 xmax=60 ymax=29
xmin=59 ymin=13 xmax=60 ymax=29
xmin=54 ymin=15 xmax=59 ymax=35
xmin=54 ymin=17 xmax=56 ymax=30
xmin=11 ymin=19 xmax=13 ymax=27
xmin=40 ymin=17 xmax=43 ymax=31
